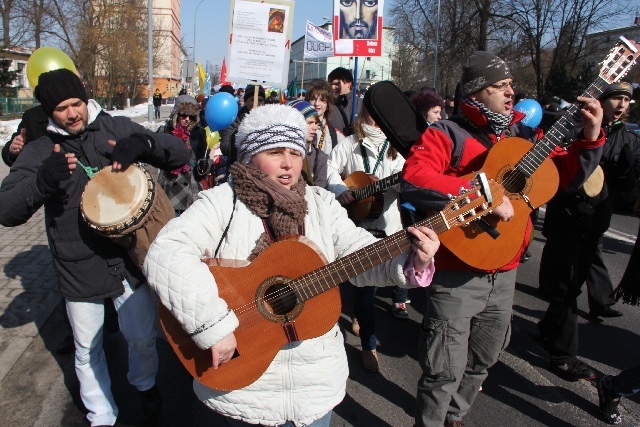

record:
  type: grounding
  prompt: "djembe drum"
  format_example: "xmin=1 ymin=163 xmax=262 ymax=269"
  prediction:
xmin=81 ymin=163 xmax=174 ymax=270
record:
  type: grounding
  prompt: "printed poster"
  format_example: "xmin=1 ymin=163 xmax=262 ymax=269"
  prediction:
xmin=333 ymin=0 xmax=384 ymax=56
xmin=227 ymin=0 xmax=295 ymax=86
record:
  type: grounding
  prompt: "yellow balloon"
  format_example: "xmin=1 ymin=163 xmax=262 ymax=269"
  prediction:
xmin=211 ymin=131 xmax=221 ymax=146
xmin=27 ymin=47 xmax=77 ymax=89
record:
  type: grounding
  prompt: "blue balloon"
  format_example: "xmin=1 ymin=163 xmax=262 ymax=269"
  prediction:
xmin=514 ymin=99 xmax=543 ymax=128
xmin=205 ymin=92 xmax=239 ymax=131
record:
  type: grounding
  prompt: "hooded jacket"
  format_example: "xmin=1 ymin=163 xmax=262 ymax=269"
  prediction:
xmin=144 ymin=183 xmax=420 ymax=426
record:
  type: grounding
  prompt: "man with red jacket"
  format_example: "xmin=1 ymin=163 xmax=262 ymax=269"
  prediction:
xmin=401 ymin=51 xmax=605 ymax=427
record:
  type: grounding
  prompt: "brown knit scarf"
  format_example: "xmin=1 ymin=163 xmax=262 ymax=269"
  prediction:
xmin=230 ymin=162 xmax=307 ymax=260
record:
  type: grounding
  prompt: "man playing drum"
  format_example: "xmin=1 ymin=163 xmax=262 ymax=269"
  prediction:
xmin=0 ymin=69 xmax=190 ymax=427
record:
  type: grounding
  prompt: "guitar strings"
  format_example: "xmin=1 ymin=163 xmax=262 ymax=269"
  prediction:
xmin=226 ymin=212 xmax=458 ymax=323
xmin=499 ymin=80 xmax=604 ymax=192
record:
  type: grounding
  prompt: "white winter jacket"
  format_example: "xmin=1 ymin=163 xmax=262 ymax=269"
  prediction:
xmin=144 ymin=183 xmax=413 ymax=426
xmin=327 ymin=135 xmax=405 ymax=236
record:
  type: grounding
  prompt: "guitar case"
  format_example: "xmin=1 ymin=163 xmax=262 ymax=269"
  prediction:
xmin=363 ymin=81 xmax=428 ymax=159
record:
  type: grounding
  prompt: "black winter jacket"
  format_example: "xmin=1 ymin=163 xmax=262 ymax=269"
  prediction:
xmin=0 ymin=110 xmax=189 ymax=301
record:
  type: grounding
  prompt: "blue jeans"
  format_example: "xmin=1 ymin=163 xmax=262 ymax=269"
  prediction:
xmin=66 ymin=280 xmax=159 ymax=426
xmin=353 ymin=285 xmax=377 ymax=350
xmin=222 ymin=411 xmax=332 ymax=427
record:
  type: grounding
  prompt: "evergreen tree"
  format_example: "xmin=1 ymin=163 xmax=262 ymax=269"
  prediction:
xmin=0 ymin=58 xmax=17 ymax=88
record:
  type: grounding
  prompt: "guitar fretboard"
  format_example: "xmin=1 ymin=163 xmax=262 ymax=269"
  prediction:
xmin=515 ymin=77 xmax=610 ymax=178
xmin=352 ymin=173 xmax=400 ymax=201
xmin=289 ymin=212 xmax=450 ymax=303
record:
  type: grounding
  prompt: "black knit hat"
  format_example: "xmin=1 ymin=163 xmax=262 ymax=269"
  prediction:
xmin=243 ymin=85 xmax=266 ymax=101
xmin=34 ymin=68 xmax=88 ymax=117
xmin=460 ymin=51 xmax=513 ymax=97
xmin=598 ymin=81 xmax=633 ymax=101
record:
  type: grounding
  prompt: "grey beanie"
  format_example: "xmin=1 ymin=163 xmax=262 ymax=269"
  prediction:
xmin=460 ymin=51 xmax=513 ymax=97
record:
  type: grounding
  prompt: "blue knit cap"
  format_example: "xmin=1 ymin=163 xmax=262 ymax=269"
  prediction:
xmin=286 ymin=99 xmax=319 ymax=120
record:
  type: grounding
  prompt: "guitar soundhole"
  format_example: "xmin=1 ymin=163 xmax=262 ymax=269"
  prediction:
xmin=256 ymin=275 xmax=304 ymax=323
xmin=501 ymin=168 xmax=527 ymax=194
xmin=264 ymin=283 xmax=297 ymax=315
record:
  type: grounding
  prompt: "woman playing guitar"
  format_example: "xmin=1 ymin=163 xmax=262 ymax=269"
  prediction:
xmin=144 ymin=104 xmax=439 ymax=427
xmin=326 ymin=105 xmax=408 ymax=372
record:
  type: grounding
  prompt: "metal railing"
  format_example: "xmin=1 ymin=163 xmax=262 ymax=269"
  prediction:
xmin=0 ymin=97 xmax=38 ymax=116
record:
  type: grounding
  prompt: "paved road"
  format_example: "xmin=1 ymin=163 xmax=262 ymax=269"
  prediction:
xmin=1 ymin=115 xmax=639 ymax=426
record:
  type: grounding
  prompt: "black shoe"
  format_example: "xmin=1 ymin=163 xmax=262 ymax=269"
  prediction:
xmin=139 ymin=385 xmax=162 ymax=427
xmin=589 ymin=306 xmax=623 ymax=319
xmin=597 ymin=376 xmax=622 ymax=424
xmin=549 ymin=359 xmax=596 ymax=381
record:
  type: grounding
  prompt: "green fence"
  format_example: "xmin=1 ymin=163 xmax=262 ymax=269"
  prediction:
xmin=0 ymin=97 xmax=38 ymax=116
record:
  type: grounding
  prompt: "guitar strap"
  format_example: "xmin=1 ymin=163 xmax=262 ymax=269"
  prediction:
xmin=214 ymin=189 xmax=237 ymax=258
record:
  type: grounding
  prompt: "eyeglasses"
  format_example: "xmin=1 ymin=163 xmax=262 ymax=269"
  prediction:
xmin=178 ymin=113 xmax=196 ymax=120
xmin=488 ymin=81 xmax=517 ymax=92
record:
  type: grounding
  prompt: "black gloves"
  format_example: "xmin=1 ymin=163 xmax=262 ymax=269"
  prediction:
xmin=111 ymin=133 xmax=154 ymax=169
xmin=36 ymin=151 xmax=72 ymax=195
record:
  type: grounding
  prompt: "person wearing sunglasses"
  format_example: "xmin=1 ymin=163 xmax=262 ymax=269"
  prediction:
xmin=157 ymin=96 xmax=208 ymax=216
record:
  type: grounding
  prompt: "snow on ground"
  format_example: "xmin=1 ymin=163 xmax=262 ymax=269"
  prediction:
xmin=0 ymin=103 xmax=171 ymax=146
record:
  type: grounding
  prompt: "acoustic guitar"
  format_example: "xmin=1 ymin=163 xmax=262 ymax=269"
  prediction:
xmin=437 ymin=36 xmax=640 ymax=271
xmin=159 ymin=176 xmax=503 ymax=391
xmin=342 ymin=171 xmax=400 ymax=221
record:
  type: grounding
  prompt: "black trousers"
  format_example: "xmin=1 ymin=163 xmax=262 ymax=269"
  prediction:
xmin=538 ymin=233 xmax=615 ymax=361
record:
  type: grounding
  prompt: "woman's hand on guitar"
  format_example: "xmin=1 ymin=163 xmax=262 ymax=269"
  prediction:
xmin=211 ymin=333 xmax=237 ymax=369
xmin=408 ymin=226 xmax=440 ymax=272
xmin=577 ymin=96 xmax=604 ymax=141
xmin=491 ymin=196 xmax=514 ymax=222
xmin=337 ymin=190 xmax=355 ymax=206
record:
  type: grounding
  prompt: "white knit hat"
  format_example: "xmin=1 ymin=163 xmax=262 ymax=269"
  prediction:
xmin=236 ymin=104 xmax=308 ymax=163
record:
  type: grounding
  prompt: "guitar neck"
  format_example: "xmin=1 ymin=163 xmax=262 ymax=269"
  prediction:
xmin=352 ymin=172 xmax=401 ymax=201
xmin=516 ymin=76 xmax=610 ymax=177
xmin=291 ymin=212 xmax=448 ymax=302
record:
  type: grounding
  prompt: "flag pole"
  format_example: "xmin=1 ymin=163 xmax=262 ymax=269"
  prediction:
xmin=301 ymin=59 xmax=306 ymax=96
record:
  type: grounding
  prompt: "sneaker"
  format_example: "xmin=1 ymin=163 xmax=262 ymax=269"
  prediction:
xmin=362 ymin=349 xmax=379 ymax=373
xmin=352 ymin=318 xmax=360 ymax=337
xmin=549 ymin=359 xmax=596 ymax=381
xmin=392 ymin=302 xmax=409 ymax=319
xmin=597 ymin=376 xmax=622 ymax=425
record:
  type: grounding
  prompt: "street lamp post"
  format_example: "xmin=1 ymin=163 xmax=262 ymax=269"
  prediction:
xmin=193 ymin=0 xmax=205 ymax=94
xmin=147 ymin=0 xmax=153 ymax=121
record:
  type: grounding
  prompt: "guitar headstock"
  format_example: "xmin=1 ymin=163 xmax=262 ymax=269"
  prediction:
xmin=599 ymin=37 xmax=640 ymax=84
xmin=441 ymin=180 xmax=505 ymax=228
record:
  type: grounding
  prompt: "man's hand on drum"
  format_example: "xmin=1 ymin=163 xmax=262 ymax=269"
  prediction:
xmin=36 ymin=143 xmax=77 ymax=195
xmin=211 ymin=333 xmax=237 ymax=369
xmin=108 ymin=133 xmax=154 ymax=171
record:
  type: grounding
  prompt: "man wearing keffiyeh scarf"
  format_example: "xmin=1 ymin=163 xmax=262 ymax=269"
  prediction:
xmin=401 ymin=50 xmax=606 ymax=427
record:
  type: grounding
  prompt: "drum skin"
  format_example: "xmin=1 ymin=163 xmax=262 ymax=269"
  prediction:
xmin=81 ymin=164 xmax=153 ymax=234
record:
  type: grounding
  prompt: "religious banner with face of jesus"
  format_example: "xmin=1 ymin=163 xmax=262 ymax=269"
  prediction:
xmin=333 ymin=0 xmax=384 ymax=56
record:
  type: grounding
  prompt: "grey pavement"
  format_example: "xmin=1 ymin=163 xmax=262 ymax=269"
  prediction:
xmin=1 ymin=111 xmax=640 ymax=426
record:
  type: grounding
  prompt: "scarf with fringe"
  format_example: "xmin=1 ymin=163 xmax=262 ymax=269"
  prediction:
xmin=230 ymin=162 xmax=307 ymax=260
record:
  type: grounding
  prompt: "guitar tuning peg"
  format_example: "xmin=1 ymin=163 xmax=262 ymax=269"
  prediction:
xmin=459 ymin=187 xmax=467 ymax=195
xmin=447 ymin=193 xmax=454 ymax=200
